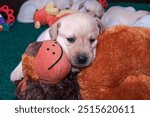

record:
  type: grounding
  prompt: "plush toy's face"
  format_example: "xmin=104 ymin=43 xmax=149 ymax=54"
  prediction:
xmin=34 ymin=41 xmax=62 ymax=70
xmin=23 ymin=40 xmax=71 ymax=84
xmin=33 ymin=40 xmax=71 ymax=84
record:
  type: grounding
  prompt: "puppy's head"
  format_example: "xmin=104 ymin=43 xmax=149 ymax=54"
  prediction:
xmin=49 ymin=13 xmax=103 ymax=68
xmin=78 ymin=1 xmax=104 ymax=19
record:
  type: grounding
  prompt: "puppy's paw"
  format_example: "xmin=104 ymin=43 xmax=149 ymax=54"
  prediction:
xmin=10 ymin=69 xmax=23 ymax=82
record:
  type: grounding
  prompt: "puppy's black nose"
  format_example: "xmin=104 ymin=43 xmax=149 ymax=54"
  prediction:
xmin=77 ymin=54 xmax=88 ymax=64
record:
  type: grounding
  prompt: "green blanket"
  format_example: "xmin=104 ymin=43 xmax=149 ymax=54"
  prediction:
xmin=0 ymin=23 xmax=47 ymax=99
xmin=0 ymin=3 xmax=150 ymax=100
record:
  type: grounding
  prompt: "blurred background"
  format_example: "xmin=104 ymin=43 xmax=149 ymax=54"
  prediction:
xmin=0 ymin=0 xmax=150 ymax=17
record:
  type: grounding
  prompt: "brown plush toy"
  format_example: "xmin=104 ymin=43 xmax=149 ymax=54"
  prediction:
xmin=78 ymin=25 xmax=150 ymax=100
xmin=15 ymin=40 xmax=79 ymax=100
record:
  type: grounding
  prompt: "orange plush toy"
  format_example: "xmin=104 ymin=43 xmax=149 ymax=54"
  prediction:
xmin=22 ymin=40 xmax=71 ymax=84
xmin=78 ymin=25 xmax=150 ymax=100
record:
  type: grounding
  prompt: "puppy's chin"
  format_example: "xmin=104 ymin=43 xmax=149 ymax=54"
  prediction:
xmin=72 ymin=64 xmax=89 ymax=68
xmin=70 ymin=60 xmax=92 ymax=68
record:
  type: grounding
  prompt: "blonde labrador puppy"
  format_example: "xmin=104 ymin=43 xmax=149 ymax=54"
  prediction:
xmin=101 ymin=6 xmax=149 ymax=28
xmin=11 ymin=13 xmax=103 ymax=82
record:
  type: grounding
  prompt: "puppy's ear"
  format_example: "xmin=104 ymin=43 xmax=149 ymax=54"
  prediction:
xmin=95 ymin=18 xmax=104 ymax=33
xmin=49 ymin=22 xmax=61 ymax=40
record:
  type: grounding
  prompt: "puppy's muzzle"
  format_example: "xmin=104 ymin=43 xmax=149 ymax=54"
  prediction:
xmin=75 ymin=53 xmax=88 ymax=65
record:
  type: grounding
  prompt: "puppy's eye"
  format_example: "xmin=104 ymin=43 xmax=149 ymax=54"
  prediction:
xmin=89 ymin=38 xmax=96 ymax=44
xmin=66 ymin=7 xmax=69 ymax=10
xmin=66 ymin=37 xmax=75 ymax=43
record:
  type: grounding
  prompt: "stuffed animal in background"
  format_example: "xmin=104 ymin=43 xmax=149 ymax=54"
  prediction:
xmin=34 ymin=3 xmax=60 ymax=28
xmin=17 ymin=0 xmax=105 ymax=23
xmin=99 ymin=0 xmax=108 ymax=9
xmin=34 ymin=2 xmax=76 ymax=29
xmin=15 ymin=40 xmax=79 ymax=100
xmin=17 ymin=0 xmax=73 ymax=23
xmin=0 ymin=14 xmax=4 ymax=31
xmin=78 ymin=25 xmax=150 ymax=100
xmin=0 ymin=5 xmax=15 ymax=31
xmin=45 ymin=2 xmax=60 ymax=15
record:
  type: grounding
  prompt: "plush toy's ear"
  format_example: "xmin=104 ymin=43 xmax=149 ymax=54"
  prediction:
xmin=49 ymin=22 xmax=61 ymax=40
xmin=95 ymin=18 xmax=104 ymax=33
xmin=25 ymin=41 xmax=42 ymax=56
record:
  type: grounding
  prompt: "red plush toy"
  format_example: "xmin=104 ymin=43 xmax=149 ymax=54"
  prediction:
xmin=34 ymin=7 xmax=59 ymax=29
xmin=34 ymin=3 xmax=76 ymax=29
xmin=0 ymin=5 xmax=15 ymax=31
xmin=22 ymin=40 xmax=71 ymax=84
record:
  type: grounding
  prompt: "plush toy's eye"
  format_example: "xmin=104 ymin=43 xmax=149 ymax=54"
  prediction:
xmin=89 ymin=38 xmax=96 ymax=44
xmin=66 ymin=37 xmax=75 ymax=43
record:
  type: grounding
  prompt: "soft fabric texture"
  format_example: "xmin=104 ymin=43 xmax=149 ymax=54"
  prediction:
xmin=78 ymin=25 xmax=150 ymax=100
xmin=133 ymin=14 xmax=150 ymax=28
xmin=15 ymin=72 xmax=79 ymax=100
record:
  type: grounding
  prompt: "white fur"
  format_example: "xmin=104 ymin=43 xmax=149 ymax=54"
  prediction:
xmin=132 ymin=14 xmax=150 ymax=28
xmin=54 ymin=0 xmax=72 ymax=9
xmin=11 ymin=13 xmax=102 ymax=82
xmin=71 ymin=0 xmax=104 ymax=18
xmin=101 ymin=6 xmax=149 ymax=28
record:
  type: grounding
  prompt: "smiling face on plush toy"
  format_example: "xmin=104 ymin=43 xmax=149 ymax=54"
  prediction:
xmin=22 ymin=40 xmax=71 ymax=84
